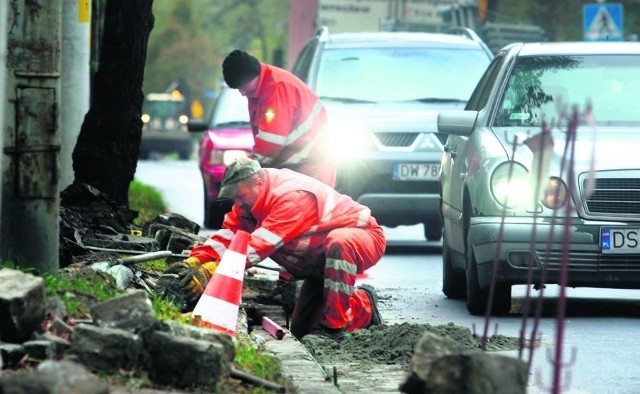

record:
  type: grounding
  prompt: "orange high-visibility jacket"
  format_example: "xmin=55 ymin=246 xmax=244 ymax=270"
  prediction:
xmin=188 ymin=168 xmax=378 ymax=278
xmin=247 ymin=63 xmax=336 ymax=186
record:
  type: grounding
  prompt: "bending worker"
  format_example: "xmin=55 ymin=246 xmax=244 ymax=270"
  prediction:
xmin=174 ymin=157 xmax=385 ymax=340
xmin=222 ymin=49 xmax=337 ymax=187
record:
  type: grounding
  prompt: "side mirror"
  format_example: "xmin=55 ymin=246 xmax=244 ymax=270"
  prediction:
xmin=187 ymin=119 xmax=208 ymax=133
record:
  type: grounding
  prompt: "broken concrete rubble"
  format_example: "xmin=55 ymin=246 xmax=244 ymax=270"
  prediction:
xmin=0 ymin=359 xmax=110 ymax=394
xmin=0 ymin=271 xmax=236 ymax=391
xmin=60 ymin=182 xmax=204 ymax=268
xmin=399 ymin=330 xmax=527 ymax=393
xmin=0 ymin=269 xmax=46 ymax=343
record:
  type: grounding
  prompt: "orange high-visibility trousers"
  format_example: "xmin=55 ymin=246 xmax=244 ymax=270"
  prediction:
xmin=289 ymin=219 xmax=385 ymax=338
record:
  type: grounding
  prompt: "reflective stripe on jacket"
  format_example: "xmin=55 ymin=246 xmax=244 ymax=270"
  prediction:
xmin=248 ymin=63 xmax=336 ymax=186
xmin=188 ymin=168 xmax=372 ymax=277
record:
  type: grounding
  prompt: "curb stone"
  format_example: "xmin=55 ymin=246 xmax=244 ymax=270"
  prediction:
xmin=239 ymin=309 xmax=340 ymax=393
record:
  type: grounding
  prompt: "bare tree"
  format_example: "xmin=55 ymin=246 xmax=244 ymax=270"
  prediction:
xmin=72 ymin=0 xmax=154 ymax=206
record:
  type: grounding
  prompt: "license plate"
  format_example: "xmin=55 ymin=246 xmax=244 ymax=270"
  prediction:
xmin=393 ymin=163 xmax=441 ymax=181
xmin=601 ymin=227 xmax=640 ymax=254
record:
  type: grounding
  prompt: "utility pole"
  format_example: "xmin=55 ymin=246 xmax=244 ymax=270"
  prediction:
xmin=60 ymin=0 xmax=91 ymax=190
xmin=0 ymin=0 xmax=7 ymax=254
xmin=0 ymin=0 xmax=62 ymax=274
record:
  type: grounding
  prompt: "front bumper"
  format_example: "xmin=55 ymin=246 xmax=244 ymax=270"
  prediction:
xmin=336 ymin=152 xmax=442 ymax=226
xmin=468 ymin=217 xmax=640 ymax=290
xmin=357 ymin=193 xmax=440 ymax=226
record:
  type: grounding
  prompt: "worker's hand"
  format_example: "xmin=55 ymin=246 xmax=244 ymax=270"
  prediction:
xmin=179 ymin=261 xmax=219 ymax=302
xmin=156 ymin=258 xmax=201 ymax=312
xmin=182 ymin=256 xmax=202 ymax=268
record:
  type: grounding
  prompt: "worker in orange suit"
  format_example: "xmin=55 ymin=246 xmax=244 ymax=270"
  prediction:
xmin=221 ymin=49 xmax=337 ymax=188
xmin=175 ymin=157 xmax=385 ymax=340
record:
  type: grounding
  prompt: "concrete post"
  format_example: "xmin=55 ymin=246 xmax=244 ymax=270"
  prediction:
xmin=0 ymin=0 xmax=8 ymax=232
xmin=60 ymin=0 xmax=91 ymax=190
xmin=0 ymin=0 xmax=62 ymax=274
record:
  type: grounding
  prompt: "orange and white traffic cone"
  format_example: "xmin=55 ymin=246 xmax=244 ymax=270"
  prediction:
xmin=192 ymin=230 xmax=250 ymax=336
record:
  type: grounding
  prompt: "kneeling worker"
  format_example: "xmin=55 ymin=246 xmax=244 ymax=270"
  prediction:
xmin=172 ymin=157 xmax=385 ymax=340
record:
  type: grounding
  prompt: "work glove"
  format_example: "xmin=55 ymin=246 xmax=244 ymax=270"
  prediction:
xmin=157 ymin=257 xmax=218 ymax=310
xmin=176 ymin=258 xmax=219 ymax=303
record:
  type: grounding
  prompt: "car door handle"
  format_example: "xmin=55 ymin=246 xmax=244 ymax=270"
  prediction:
xmin=444 ymin=145 xmax=457 ymax=158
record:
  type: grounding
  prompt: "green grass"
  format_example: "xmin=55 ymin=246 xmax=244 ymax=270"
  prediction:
xmin=149 ymin=292 xmax=193 ymax=324
xmin=128 ymin=179 xmax=167 ymax=226
xmin=137 ymin=258 xmax=169 ymax=272
xmin=42 ymin=269 xmax=124 ymax=318
xmin=234 ymin=338 xmax=282 ymax=382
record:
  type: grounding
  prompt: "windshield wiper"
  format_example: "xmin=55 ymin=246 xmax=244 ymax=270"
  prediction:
xmin=214 ymin=121 xmax=251 ymax=128
xmin=412 ymin=97 xmax=467 ymax=104
xmin=319 ymin=96 xmax=376 ymax=104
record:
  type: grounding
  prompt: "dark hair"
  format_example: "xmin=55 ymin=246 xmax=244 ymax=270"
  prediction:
xmin=222 ymin=50 xmax=261 ymax=88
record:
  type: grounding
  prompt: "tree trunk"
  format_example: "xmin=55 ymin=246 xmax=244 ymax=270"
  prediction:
xmin=72 ymin=0 xmax=154 ymax=206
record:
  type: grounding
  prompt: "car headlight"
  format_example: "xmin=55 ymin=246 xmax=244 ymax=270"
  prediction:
xmin=542 ymin=176 xmax=568 ymax=209
xmin=141 ymin=114 xmax=150 ymax=123
xmin=490 ymin=161 xmax=531 ymax=209
xmin=326 ymin=121 xmax=372 ymax=162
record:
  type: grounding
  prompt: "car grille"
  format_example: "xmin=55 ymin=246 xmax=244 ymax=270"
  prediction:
xmin=538 ymin=250 xmax=640 ymax=271
xmin=583 ymin=177 xmax=640 ymax=215
xmin=373 ymin=132 xmax=418 ymax=147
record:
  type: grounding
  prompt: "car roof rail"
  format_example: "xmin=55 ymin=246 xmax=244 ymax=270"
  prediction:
xmin=447 ymin=26 xmax=483 ymax=43
xmin=315 ymin=25 xmax=329 ymax=41
xmin=447 ymin=26 xmax=494 ymax=57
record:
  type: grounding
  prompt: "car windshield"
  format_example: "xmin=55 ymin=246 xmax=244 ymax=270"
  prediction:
xmin=495 ymin=54 xmax=640 ymax=127
xmin=144 ymin=99 xmax=185 ymax=119
xmin=315 ymin=47 xmax=490 ymax=103
xmin=210 ymin=88 xmax=250 ymax=127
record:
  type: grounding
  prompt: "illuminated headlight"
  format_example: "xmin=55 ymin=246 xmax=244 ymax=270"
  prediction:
xmin=490 ymin=162 xmax=530 ymax=209
xmin=326 ymin=121 xmax=371 ymax=162
xmin=141 ymin=114 xmax=150 ymax=123
xmin=542 ymin=177 xmax=568 ymax=209
xmin=179 ymin=115 xmax=189 ymax=124
xmin=209 ymin=149 xmax=248 ymax=165
xmin=151 ymin=118 xmax=162 ymax=129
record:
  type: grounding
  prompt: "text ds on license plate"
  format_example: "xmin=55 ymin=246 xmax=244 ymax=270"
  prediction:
xmin=393 ymin=163 xmax=441 ymax=181
xmin=601 ymin=227 xmax=640 ymax=254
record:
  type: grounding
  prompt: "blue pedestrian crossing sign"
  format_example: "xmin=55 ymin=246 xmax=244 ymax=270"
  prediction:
xmin=583 ymin=3 xmax=623 ymax=41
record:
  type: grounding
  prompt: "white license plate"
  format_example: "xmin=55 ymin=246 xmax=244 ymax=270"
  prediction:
xmin=601 ymin=227 xmax=640 ymax=254
xmin=393 ymin=163 xmax=441 ymax=181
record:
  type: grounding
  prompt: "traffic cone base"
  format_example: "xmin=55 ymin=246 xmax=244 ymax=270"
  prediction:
xmin=192 ymin=230 xmax=250 ymax=336
xmin=193 ymin=294 xmax=239 ymax=335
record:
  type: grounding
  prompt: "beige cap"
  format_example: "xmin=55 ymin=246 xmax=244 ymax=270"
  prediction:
xmin=218 ymin=157 xmax=262 ymax=199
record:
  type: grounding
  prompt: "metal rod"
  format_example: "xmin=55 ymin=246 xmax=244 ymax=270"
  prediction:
xmin=108 ymin=251 xmax=173 ymax=266
xmin=84 ymin=245 xmax=187 ymax=258
xmin=230 ymin=367 xmax=285 ymax=393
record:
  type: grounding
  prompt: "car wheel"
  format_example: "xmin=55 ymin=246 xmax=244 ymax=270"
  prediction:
xmin=465 ymin=234 xmax=511 ymax=315
xmin=442 ymin=235 xmax=466 ymax=299
xmin=424 ymin=219 xmax=442 ymax=241
xmin=203 ymin=195 xmax=225 ymax=229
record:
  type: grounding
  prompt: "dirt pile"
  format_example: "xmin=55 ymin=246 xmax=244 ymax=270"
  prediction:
xmin=302 ymin=322 xmax=521 ymax=368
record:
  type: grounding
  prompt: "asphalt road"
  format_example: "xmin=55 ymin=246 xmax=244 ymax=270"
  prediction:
xmin=135 ymin=158 xmax=640 ymax=394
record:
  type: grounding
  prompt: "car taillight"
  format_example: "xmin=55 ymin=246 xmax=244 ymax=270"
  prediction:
xmin=208 ymin=150 xmax=224 ymax=165
xmin=222 ymin=150 xmax=249 ymax=165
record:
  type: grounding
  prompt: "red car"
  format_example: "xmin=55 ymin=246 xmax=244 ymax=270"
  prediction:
xmin=189 ymin=86 xmax=254 ymax=228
